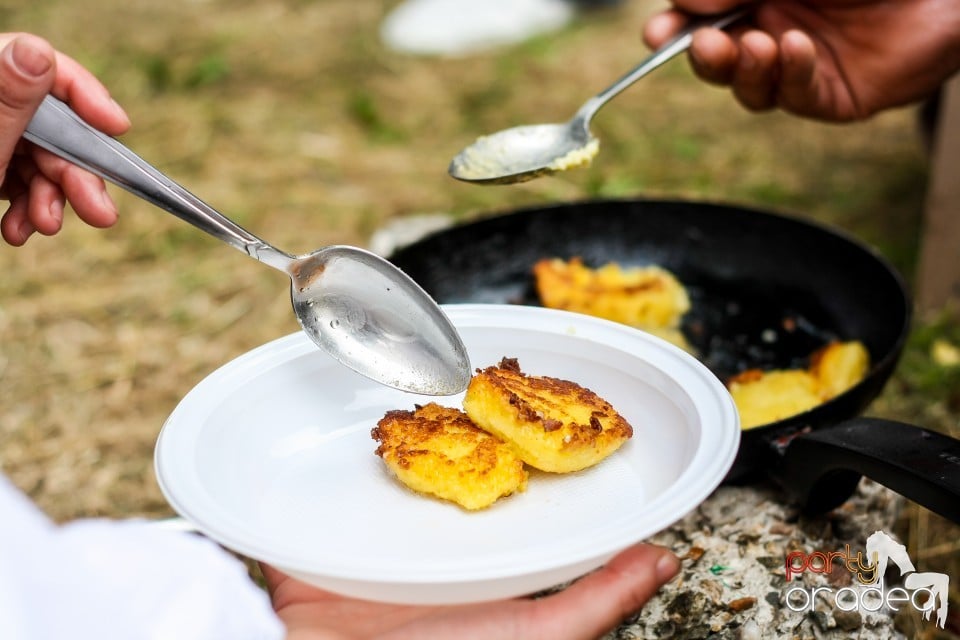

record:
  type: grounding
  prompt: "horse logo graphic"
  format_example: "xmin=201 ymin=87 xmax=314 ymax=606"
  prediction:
xmin=866 ymin=530 xmax=949 ymax=629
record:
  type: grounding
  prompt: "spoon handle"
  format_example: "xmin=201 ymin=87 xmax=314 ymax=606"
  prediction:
xmin=25 ymin=96 xmax=286 ymax=265
xmin=578 ymin=8 xmax=748 ymax=120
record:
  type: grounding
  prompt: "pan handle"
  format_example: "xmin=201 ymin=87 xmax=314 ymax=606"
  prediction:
xmin=775 ymin=417 xmax=960 ymax=523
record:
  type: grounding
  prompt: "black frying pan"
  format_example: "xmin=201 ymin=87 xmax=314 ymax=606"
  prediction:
xmin=389 ymin=199 xmax=960 ymax=522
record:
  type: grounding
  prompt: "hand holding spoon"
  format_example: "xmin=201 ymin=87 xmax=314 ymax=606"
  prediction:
xmin=26 ymin=96 xmax=470 ymax=395
xmin=449 ymin=9 xmax=748 ymax=185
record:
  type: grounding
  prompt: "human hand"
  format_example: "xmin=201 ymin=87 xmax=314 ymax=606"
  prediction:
xmin=643 ymin=0 xmax=960 ymax=121
xmin=262 ymin=542 xmax=679 ymax=640
xmin=0 ymin=33 xmax=130 ymax=246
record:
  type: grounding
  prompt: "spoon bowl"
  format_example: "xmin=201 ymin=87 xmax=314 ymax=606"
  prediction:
xmin=449 ymin=9 xmax=746 ymax=185
xmin=26 ymin=96 xmax=470 ymax=395
xmin=449 ymin=121 xmax=595 ymax=185
xmin=287 ymin=245 xmax=471 ymax=394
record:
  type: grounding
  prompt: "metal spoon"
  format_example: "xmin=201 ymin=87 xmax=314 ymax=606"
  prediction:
xmin=26 ymin=96 xmax=471 ymax=395
xmin=448 ymin=9 xmax=748 ymax=185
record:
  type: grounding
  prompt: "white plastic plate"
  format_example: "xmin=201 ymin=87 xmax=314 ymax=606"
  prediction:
xmin=155 ymin=304 xmax=739 ymax=604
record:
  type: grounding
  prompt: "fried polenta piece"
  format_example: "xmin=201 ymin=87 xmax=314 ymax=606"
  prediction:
xmin=810 ymin=340 xmax=870 ymax=398
xmin=727 ymin=369 xmax=823 ymax=430
xmin=372 ymin=403 xmax=527 ymax=510
xmin=533 ymin=257 xmax=691 ymax=335
xmin=463 ymin=358 xmax=633 ymax=473
xmin=727 ymin=340 xmax=870 ymax=430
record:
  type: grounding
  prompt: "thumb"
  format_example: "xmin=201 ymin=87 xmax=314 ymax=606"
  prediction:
xmin=525 ymin=544 xmax=679 ymax=639
xmin=0 ymin=34 xmax=56 ymax=178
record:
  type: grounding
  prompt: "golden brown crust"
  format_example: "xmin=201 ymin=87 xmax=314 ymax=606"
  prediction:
xmin=372 ymin=402 xmax=527 ymax=510
xmin=463 ymin=358 xmax=633 ymax=473
xmin=532 ymin=257 xmax=690 ymax=328
xmin=532 ymin=257 xmax=694 ymax=352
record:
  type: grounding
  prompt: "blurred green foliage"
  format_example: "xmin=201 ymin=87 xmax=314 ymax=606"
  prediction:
xmin=347 ymin=90 xmax=406 ymax=142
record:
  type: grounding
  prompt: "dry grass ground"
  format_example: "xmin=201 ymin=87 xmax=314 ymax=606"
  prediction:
xmin=1 ymin=1 xmax=958 ymax=636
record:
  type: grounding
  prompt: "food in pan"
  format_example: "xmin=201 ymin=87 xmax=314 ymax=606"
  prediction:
xmin=728 ymin=340 xmax=870 ymax=429
xmin=372 ymin=402 xmax=528 ymax=510
xmin=727 ymin=369 xmax=823 ymax=430
xmin=530 ymin=255 xmax=870 ymax=431
xmin=809 ymin=340 xmax=871 ymax=399
xmin=532 ymin=257 xmax=692 ymax=351
xmin=463 ymin=357 xmax=633 ymax=473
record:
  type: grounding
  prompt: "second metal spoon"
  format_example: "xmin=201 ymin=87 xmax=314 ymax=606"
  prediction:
xmin=26 ymin=96 xmax=471 ymax=395
xmin=448 ymin=9 xmax=747 ymax=185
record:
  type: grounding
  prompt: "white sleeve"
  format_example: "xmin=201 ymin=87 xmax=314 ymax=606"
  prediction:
xmin=0 ymin=475 xmax=285 ymax=640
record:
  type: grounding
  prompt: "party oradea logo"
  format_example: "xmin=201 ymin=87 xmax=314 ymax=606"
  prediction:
xmin=784 ymin=530 xmax=949 ymax=629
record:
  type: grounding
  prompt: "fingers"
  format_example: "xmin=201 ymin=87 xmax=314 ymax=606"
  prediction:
xmin=643 ymin=13 xmax=748 ymax=90
xmin=27 ymin=170 xmax=65 ymax=236
xmin=688 ymin=28 xmax=740 ymax=85
xmin=0 ymin=33 xmax=126 ymax=246
xmin=682 ymin=27 xmax=823 ymax=116
xmin=0 ymin=32 xmax=130 ymax=136
xmin=670 ymin=0 xmax=747 ymax=13
xmin=642 ymin=0 xmax=752 ymax=49
xmin=0 ymin=34 xmax=56 ymax=185
xmin=50 ymin=50 xmax=130 ymax=135
xmin=642 ymin=11 xmax=689 ymax=49
xmin=33 ymin=147 xmax=118 ymax=229
xmin=258 ymin=563 xmax=306 ymax=613
xmin=729 ymin=30 xmax=779 ymax=111
xmin=0 ymin=34 xmax=58 ymax=246
xmin=775 ymin=30 xmax=822 ymax=116
xmin=43 ymin=46 xmax=127 ymax=231
xmin=1 ymin=146 xmax=118 ymax=246
xmin=644 ymin=9 xmax=829 ymax=118
xmin=258 ymin=563 xmax=347 ymax=613
xmin=1 ymin=192 xmax=33 ymax=246
xmin=258 ymin=562 xmax=287 ymax=595
xmin=528 ymin=544 xmax=679 ymax=639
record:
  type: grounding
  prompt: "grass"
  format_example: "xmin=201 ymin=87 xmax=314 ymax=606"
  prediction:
xmin=1 ymin=0 xmax=958 ymax=637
